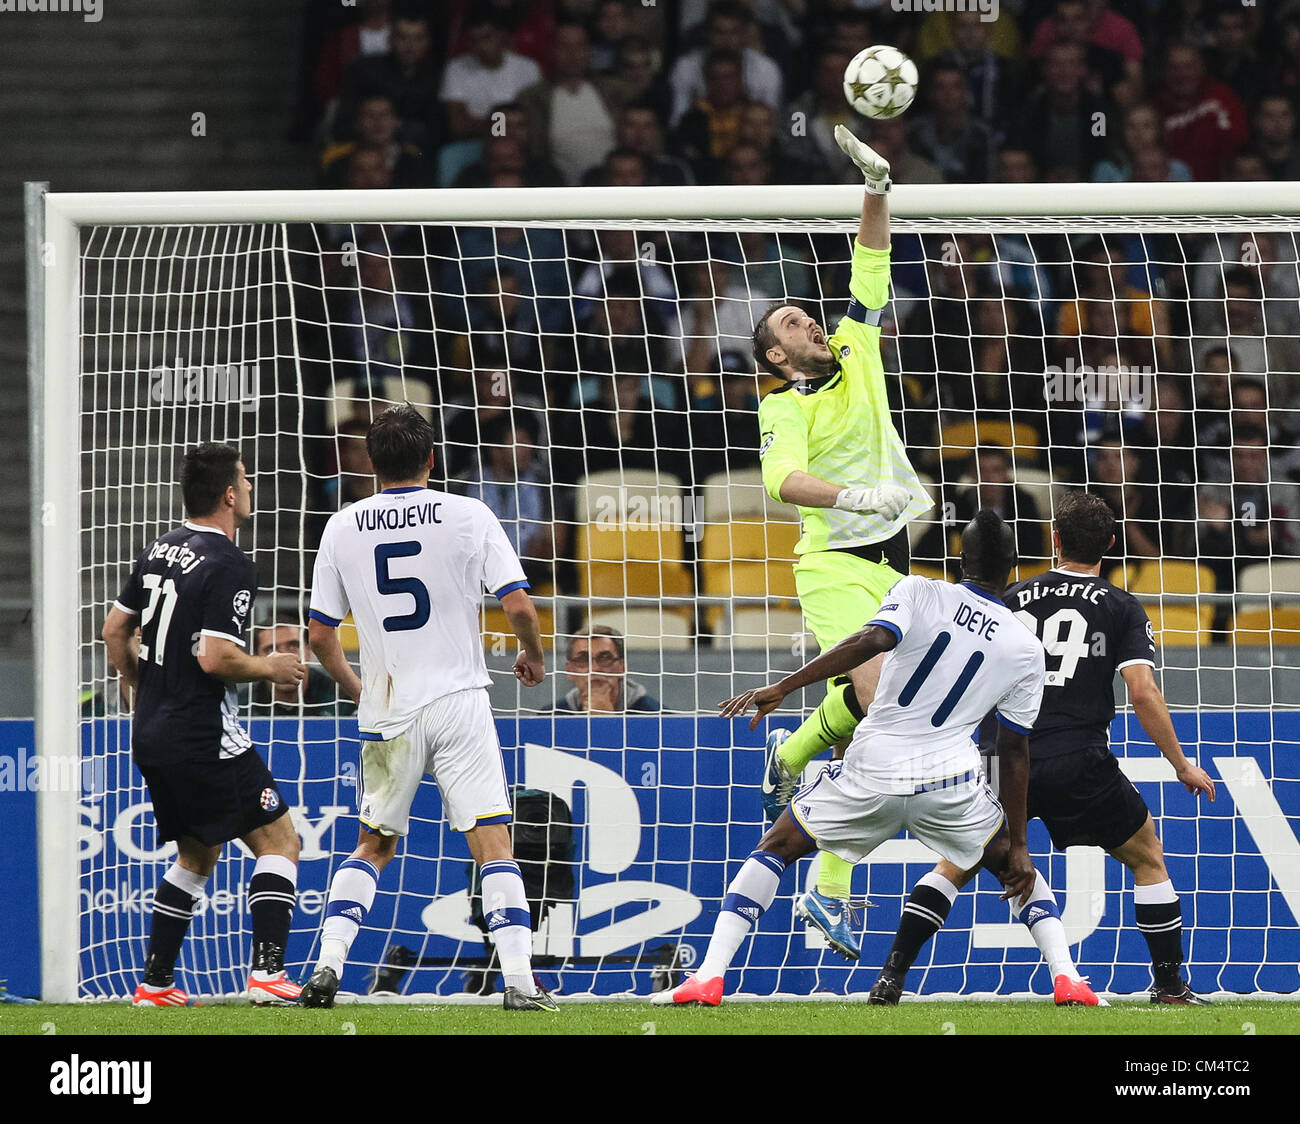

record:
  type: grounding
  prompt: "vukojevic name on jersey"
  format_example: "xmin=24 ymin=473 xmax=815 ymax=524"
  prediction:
xmin=114 ymin=521 xmax=257 ymax=763
xmin=978 ymin=567 xmax=1157 ymax=758
xmin=757 ymin=241 xmax=932 ymax=554
xmin=309 ymin=487 xmax=528 ymax=741
xmin=842 ymin=575 xmax=1046 ymax=794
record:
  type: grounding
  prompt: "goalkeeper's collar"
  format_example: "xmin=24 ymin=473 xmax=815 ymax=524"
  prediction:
xmin=788 ymin=364 xmax=842 ymax=394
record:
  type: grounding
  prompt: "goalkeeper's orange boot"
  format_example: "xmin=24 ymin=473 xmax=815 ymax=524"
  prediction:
xmin=133 ymin=983 xmax=193 ymax=1007
xmin=650 ymin=974 xmax=723 ymax=1007
xmin=1054 ymin=975 xmax=1104 ymax=1007
xmin=246 ymin=972 xmax=302 ymax=1006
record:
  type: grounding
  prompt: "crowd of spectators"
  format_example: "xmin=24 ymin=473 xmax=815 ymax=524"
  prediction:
xmin=285 ymin=0 xmax=1300 ymax=639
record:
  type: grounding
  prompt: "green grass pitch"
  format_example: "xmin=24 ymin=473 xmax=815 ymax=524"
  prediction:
xmin=3 ymin=999 xmax=1298 ymax=1036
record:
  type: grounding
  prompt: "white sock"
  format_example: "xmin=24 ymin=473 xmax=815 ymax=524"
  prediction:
xmin=318 ymin=857 xmax=379 ymax=976
xmin=164 ymin=862 xmax=210 ymax=899
xmin=1014 ymin=871 xmax=1079 ymax=981
xmin=917 ymin=870 xmax=959 ymax=904
xmin=481 ymin=860 xmax=535 ymax=993
xmin=1133 ymin=879 xmax=1178 ymax=905
xmin=696 ymin=851 xmax=786 ymax=982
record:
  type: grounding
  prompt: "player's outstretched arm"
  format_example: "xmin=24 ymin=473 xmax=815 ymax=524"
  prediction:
xmin=719 ymin=623 xmax=898 ymax=727
xmin=500 ymin=588 xmax=546 ymax=687
xmin=198 ymin=635 xmax=306 ymax=689
xmin=993 ymin=725 xmax=1036 ymax=903
xmin=833 ymin=124 xmax=890 ymax=251
xmin=308 ymin=618 xmax=363 ymax=705
xmin=101 ymin=605 xmax=140 ymax=709
xmin=1121 ymin=663 xmax=1216 ymax=800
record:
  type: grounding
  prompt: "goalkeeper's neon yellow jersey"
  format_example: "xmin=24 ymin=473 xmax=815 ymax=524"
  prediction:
xmin=757 ymin=240 xmax=932 ymax=555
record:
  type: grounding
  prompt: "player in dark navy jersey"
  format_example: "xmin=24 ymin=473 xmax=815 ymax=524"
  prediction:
xmin=868 ymin=492 xmax=1217 ymax=1006
xmin=101 ymin=443 xmax=308 ymax=1007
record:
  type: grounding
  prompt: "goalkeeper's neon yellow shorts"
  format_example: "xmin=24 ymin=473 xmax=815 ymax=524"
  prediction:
xmin=793 ymin=549 xmax=906 ymax=652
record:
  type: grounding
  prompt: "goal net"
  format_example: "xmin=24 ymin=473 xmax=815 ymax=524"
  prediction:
xmin=33 ymin=183 xmax=1300 ymax=1001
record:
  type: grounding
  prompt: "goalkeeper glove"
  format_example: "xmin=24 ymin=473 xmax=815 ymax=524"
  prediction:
xmin=834 ymin=124 xmax=892 ymax=195
xmin=834 ymin=484 xmax=913 ymax=521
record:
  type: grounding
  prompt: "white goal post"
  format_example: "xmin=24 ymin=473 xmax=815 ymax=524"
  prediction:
xmin=31 ymin=181 xmax=1300 ymax=1003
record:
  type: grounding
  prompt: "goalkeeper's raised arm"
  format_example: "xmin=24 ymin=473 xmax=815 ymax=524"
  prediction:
xmin=746 ymin=125 xmax=933 ymax=938
xmin=753 ymin=125 xmax=930 ymax=553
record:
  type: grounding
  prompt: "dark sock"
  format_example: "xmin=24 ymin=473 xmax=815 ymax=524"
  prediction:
xmin=880 ymin=882 xmax=954 ymax=981
xmin=144 ymin=878 xmax=198 ymax=985
xmin=249 ymin=869 xmax=296 ymax=971
xmin=1136 ymin=898 xmax=1184 ymax=987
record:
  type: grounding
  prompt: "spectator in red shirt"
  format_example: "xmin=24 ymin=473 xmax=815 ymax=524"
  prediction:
xmin=1152 ymin=43 xmax=1248 ymax=180
xmin=1029 ymin=0 xmax=1143 ymax=60
xmin=1027 ymin=0 xmax=1141 ymax=105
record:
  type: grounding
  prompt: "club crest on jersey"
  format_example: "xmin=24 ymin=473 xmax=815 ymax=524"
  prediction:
xmin=839 ymin=345 xmax=850 ymax=359
xmin=232 ymin=590 xmax=251 ymax=618
xmin=259 ymin=787 xmax=280 ymax=811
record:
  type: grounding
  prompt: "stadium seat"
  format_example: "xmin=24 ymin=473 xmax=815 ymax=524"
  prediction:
xmin=1126 ymin=560 xmax=1216 ymax=596
xmin=699 ymin=468 xmax=801 ymax=632
xmin=1145 ymin=605 xmax=1212 ymax=647
xmin=726 ymin=607 xmax=815 ymax=651
xmin=480 ymin=586 xmax=554 ymax=651
xmin=1231 ymin=606 xmax=1300 ymax=645
xmin=1011 ymin=465 xmax=1057 ymax=560
xmin=938 ymin=419 xmax=1042 ymax=464
xmin=585 ymin=608 xmax=693 ymax=651
xmin=575 ymin=470 xmax=694 ymax=604
xmin=1117 ymin=562 xmax=1215 ymax=647
xmin=1237 ymin=561 xmax=1300 ymax=602
xmin=326 ymin=376 xmax=435 ymax=433
xmin=699 ymin=467 xmax=790 ymax=522
xmin=909 ymin=563 xmax=950 ymax=582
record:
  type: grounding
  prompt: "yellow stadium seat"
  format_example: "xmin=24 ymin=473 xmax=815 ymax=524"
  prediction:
xmin=939 ymin=419 xmax=1042 ymax=463
xmin=1146 ymin=605 xmax=1212 ymax=647
xmin=1127 ymin=560 xmax=1216 ymax=596
xmin=1231 ymin=606 xmax=1300 ymax=645
xmin=909 ymin=563 xmax=950 ymax=583
xmin=575 ymin=470 xmax=694 ymax=600
xmin=481 ymin=585 xmax=555 ymax=651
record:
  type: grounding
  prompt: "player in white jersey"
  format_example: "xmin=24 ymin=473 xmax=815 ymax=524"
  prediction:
xmin=654 ymin=511 xmax=1044 ymax=1006
xmin=300 ymin=405 xmax=557 ymax=1012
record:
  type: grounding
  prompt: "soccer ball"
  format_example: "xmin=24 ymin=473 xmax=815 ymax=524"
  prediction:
xmin=843 ymin=45 xmax=919 ymax=120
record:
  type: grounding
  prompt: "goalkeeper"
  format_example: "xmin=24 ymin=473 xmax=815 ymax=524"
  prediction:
xmin=751 ymin=126 xmax=931 ymax=956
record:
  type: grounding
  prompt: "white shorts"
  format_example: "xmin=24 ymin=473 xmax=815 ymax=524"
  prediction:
xmin=358 ymin=688 xmax=512 ymax=836
xmin=789 ymin=763 xmax=1005 ymax=872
